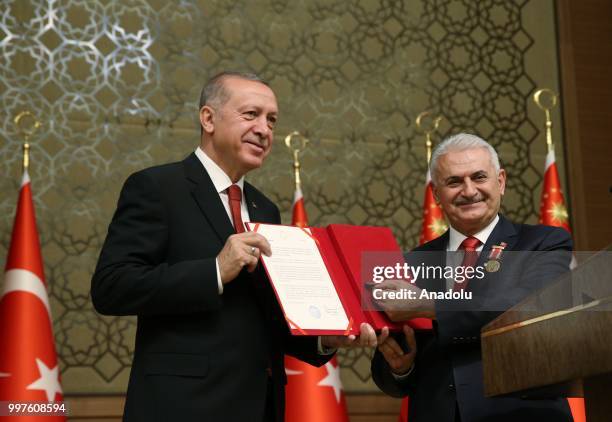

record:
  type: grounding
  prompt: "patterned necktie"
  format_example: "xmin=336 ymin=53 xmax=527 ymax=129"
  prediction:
xmin=453 ymin=236 xmax=481 ymax=292
xmin=227 ymin=184 xmax=245 ymax=233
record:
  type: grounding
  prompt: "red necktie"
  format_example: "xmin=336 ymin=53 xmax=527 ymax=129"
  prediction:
xmin=453 ymin=236 xmax=481 ymax=292
xmin=228 ymin=184 xmax=245 ymax=233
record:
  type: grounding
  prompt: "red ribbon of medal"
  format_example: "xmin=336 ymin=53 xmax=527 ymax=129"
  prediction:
xmin=488 ymin=242 xmax=507 ymax=260
xmin=485 ymin=242 xmax=507 ymax=272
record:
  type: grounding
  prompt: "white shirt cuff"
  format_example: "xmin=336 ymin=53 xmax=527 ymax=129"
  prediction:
xmin=391 ymin=363 xmax=415 ymax=380
xmin=215 ymin=258 xmax=223 ymax=295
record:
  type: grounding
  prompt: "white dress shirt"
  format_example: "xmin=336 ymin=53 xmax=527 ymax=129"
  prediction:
xmin=447 ymin=214 xmax=499 ymax=253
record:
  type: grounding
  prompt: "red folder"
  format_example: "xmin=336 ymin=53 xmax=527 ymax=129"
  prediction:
xmin=248 ymin=223 xmax=432 ymax=336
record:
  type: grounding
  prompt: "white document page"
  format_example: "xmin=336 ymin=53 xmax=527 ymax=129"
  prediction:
xmin=249 ymin=223 xmax=350 ymax=331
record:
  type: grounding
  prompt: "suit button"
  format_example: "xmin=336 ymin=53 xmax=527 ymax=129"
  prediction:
xmin=448 ymin=383 xmax=455 ymax=390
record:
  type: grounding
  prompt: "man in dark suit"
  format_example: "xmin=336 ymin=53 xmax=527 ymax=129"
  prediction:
xmin=371 ymin=133 xmax=573 ymax=421
xmin=91 ymin=72 xmax=375 ymax=422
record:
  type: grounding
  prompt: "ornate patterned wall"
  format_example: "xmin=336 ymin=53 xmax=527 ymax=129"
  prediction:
xmin=0 ymin=0 xmax=565 ymax=393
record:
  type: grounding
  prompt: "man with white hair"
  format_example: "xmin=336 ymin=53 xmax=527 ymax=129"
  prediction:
xmin=371 ymin=133 xmax=573 ymax=421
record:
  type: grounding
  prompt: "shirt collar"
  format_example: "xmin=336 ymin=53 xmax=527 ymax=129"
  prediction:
xmin=195 ymin=147 xmax=244 ymax=194
xmin=448 ymin=214 xmax=499 ymax=251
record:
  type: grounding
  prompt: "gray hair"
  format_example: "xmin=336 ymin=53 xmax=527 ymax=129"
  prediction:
xmin=199 ymin=71 xmax=268 ymax=110
xmin=429 ymin=133 xmax=500 ymax=185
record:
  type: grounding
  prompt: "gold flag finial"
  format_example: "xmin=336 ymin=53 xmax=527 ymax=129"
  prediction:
xmin=14 ymin=110 xmax=42 ymax=172
xmin=416 ymin=111 xmax=442 ymax=164
xmin=284 ymin=131 xmax=309 ymax=191
xmin=533 ymin=88 xmax=558 ymax=153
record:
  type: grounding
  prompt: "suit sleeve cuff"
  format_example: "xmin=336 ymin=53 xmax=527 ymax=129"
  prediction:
xmin=317 ymin=337 xmax=336 ymax=355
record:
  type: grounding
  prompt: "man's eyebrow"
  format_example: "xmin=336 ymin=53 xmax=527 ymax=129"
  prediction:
xmin=237 ymin=105 xmax=278 ymax=115
xmin=444 ymin=175 xmax=462 ymax=184
xmin=443 ymin=170 xmax=488 ymax=184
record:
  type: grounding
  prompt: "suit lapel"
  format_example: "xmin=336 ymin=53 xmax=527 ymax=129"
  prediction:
xmin=183 ymin=153 xmax=235 ymax=244
xmin=469 ymin=214 xmax=518 ymax=292
xmin=183 ymin=154 xmax=279 ymax=325
xmin=242 ymin=182 xmax=281 ymax=323
xmin=244 ymin=183 xmax=273 ymax=224
xmin=478 ymin=214 xmax=518 ymax=264
xmin=418 ymin=216 xmax=518 ymax=294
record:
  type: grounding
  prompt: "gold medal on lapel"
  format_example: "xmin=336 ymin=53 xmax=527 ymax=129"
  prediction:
xmin=484 ymin=259 xmax=501 ymax=272
xmin=485 ymin=242 xmax=507 ymax=273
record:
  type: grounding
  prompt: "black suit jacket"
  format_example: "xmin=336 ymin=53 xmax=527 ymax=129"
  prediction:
xmin=372 ymin=215 xmax=574 ymax=422
xmin=91 ymin=153 xmax=329 ymax=422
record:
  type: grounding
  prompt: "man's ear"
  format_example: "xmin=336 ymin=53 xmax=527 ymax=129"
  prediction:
xmin=199 ymin=106 xmax=215 ymax=134
xmin=498 ymin=168 xmax=507 ymax=196
xmin=432 ymin=185 xmax=441 ymax=205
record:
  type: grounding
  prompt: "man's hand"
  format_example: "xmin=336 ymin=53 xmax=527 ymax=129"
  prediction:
xmin=217 ymin=232 xmax=272 ymax=284
xmin=374 ymin=279 xmax=436 ymax=321
xmin=378 ymin=325 xmax=417 ymax=375
xmin=321 ymin=323 xmax=379 ymax=349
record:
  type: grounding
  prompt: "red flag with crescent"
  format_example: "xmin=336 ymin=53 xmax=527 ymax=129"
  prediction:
xmin=0 ymin=172 xmax=65 ymax=420
xmin=285 ymin=186 xmax=350 ymax=422
xmin=539 ymin=149 xmax=584 ymax=422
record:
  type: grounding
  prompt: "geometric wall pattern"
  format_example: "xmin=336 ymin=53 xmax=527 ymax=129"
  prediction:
xmin=0 ymin=0 xmax=564 ymax=393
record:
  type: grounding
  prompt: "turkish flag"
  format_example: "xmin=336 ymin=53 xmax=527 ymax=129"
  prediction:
xmin=398 ymin=169 xmax=448 ymax=422
xmin=285 ymin=356 xmax=349 ymax=422
xmin=0 ymin=172 xmax=65 ymax=421
xmin=285 ymin=186 xmax=350 ymax=422
xmin=539 ymin=149 xmax=571 ymax=232
xmin=539 ymin=149 xmax=585 ymax=422
xmin=419 ymin=169 xmax=447 ymax=245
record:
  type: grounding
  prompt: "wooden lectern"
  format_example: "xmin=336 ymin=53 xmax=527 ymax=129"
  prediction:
xmin=481 ymin=250 xmax=612 ymax=421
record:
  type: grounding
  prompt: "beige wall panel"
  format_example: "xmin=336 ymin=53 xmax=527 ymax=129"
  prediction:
xmin=0 ymin=0 xmax=564 ymax=394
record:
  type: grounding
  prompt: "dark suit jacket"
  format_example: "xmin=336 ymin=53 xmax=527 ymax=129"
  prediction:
xmin=91 ymin=153 xmax=330 ymax=422
xmin=372 ymin=215 xmax=574 ymax=422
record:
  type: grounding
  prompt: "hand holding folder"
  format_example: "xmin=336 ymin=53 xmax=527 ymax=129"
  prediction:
xmin=246 ymin=222 xmax=433 ymax=336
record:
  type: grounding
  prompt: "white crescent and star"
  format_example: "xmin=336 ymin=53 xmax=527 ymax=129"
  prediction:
xmin=0 ymin=178 xmax=61 ymax=401
xmin=1 ymin=269 xmax=51 ymax=317
xmin=1 ymin=176 xmax=50 ymax=318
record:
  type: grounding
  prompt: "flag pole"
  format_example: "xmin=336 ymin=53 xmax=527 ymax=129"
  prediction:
xmin=415 ymin=111 xmax=442 ymax=164
xmin=14 ymin=110 xmax=42 ymax=172
xmin=533 ymin=88 xmax=558 ymax=154
xmin=533 ymin=89 xmax=585 ymax=421
xmin=2 ymin=111 xmax=66 ymax=414
xmin=285 ymin=131 xmax=309 ymax=191
xmin=283 ymin=131 xmax=350 ymax=422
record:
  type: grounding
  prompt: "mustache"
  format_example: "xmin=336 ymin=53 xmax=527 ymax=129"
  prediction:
xmin=454 ymin=195 xmax=484 ymax=206
xmin=244 ymin=136 xmax=267 ymax=147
